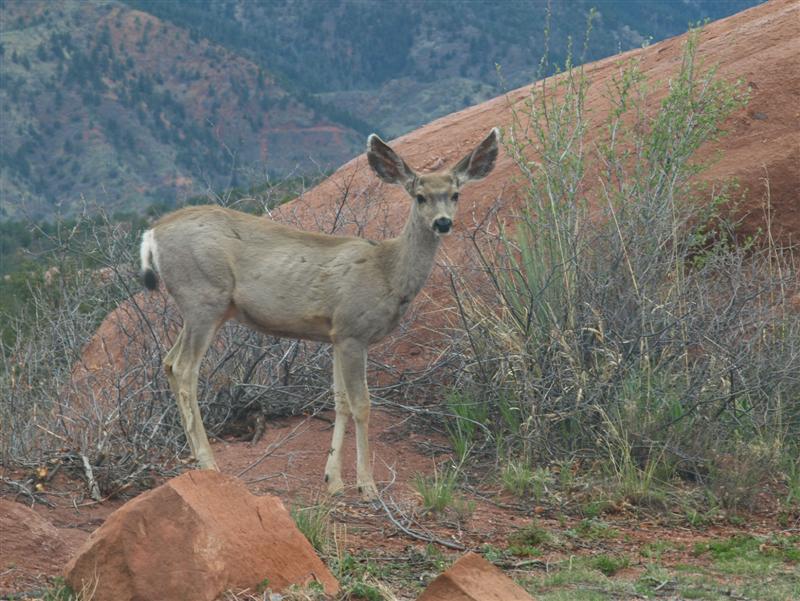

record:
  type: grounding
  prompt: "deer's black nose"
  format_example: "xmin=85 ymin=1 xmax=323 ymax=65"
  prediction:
xmin=433 ymin=217 xmax=452 ymax=234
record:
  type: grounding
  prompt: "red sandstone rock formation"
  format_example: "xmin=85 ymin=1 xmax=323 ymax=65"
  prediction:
xmin=64 ymin=471 xmax=339 ymax=600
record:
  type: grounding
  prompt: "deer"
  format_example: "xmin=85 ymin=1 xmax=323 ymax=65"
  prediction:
xmin=139 ymin=128 xmax=499 ymax=499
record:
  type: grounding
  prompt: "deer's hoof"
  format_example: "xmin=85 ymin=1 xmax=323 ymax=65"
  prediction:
xmin=357 ymin=481 xmax=378 ymax=501
xmin=196 ymin=456 xmax=219 ymax=471
xmin=326 ymin=477 xmax=345 ymax=496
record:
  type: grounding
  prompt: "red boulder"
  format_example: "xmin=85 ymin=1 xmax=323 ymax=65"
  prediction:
xmin=65 ymin=471 xmax=338 ymax=600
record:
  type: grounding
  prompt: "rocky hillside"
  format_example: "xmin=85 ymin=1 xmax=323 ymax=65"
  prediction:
xmin=0 ymin=0 xmax=363 ymax=220
xmin=132 ymin=0 xmax=762 ymax=138
xmin=289 ymin=0 xmax=798 ymax=268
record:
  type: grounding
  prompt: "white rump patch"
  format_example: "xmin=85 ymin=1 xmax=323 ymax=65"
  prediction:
xmin=139 ymin=229 xmax=160 ymax=273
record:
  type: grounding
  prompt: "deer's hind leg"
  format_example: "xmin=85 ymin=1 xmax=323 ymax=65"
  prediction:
xmin=164 ymin=317 xmax=225 ymax=470
xmin=163 ymin=327 xmax=184 ymax=378
xmin=324 ymin=347 xmax=351 ymax=495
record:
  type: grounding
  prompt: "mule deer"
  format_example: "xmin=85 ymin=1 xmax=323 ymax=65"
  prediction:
xmin=139 ymin=129 xmax=499 ymax=499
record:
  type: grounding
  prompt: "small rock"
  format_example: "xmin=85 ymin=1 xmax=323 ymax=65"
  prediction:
xmin=417 ymin=552 xmax=534 ymax=601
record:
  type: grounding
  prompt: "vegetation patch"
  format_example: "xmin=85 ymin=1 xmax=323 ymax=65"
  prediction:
xmin=507 ymin=522 xmax=552 ymax=556
xmin=446 ymin=21 xmax=799 ymax=520
xmin=291 ymin=500 xmax=333 ymax=555
xmin=587 ymin=554 xmax=629 ymax=577
xmin=567 ymin=518 xmax=619 ymax=542
xmin=693 ymin=534 xmax=800 ymax=568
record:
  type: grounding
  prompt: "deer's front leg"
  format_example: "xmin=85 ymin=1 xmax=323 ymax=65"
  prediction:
xmin=324 ymin=347 xmax=350 ymax=495
xmin=336 ymin=339 xmax=378 ymax=500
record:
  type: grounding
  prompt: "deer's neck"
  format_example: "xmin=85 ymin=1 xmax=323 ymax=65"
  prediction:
xmin=385 ymin=215 xmax=441 ymax=300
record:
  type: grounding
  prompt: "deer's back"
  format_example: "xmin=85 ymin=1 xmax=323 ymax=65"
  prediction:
xmin=151 ymin=205 xmax=398 ymax=343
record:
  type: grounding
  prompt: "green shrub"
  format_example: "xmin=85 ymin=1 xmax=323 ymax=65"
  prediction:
xmin=449 ymin=26 xmax=799 ymax=508
xmin=444 ymin=390 xmax=488 ymax=461
xmin=589 ymin=554 xmax=629 ymax=576
xmin=508 ymin=522 xmax=551 ymax=556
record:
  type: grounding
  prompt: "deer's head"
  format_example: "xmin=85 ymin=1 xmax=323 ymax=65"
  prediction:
xmin=366 ymin=128 xmax=499 ymax=235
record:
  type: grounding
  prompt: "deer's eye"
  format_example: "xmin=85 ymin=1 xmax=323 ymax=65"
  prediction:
xmin=416 ymin=194 xmax=426 ymax=204
xmin=451 ymin=192 xmax=459 ymax=202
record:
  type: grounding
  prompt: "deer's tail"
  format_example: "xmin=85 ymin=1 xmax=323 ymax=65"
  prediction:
xmin=139 ymin=229 xmax=159 ymax=290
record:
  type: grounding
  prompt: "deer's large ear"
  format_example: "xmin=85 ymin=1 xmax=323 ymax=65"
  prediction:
xmin=367 ymin=134 xmax=416 ymax=187
xmin=453 ymin=127 xmax=500 ymax=185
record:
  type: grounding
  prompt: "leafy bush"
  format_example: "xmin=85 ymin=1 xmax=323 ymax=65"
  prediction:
xmin=450 ymin=29 xmax=799 ymax=507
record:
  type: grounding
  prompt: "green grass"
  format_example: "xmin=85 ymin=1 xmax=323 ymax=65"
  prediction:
xmin=444 ymin=390 xmax=488 ymax=462
xmin=520 ymin=547 xmax=799 ymax=601
xmin=38 ymin=578 xmax=93 ymax=601
xmin=347 ymin=582 xmax=386 ymax=601
xmin=501 ymin=460 xmax=553 ymax=501
xmin=567 ymin=518 xmax=619 ymax=541
xmin=42 ymin=581 xmax=80 ymax=601
xmin=501 ymin=459 xmax=534 ymax=496
xmin=588 ymin=554 xmax=629 ymax=576
xmin=693 ymin=534 xmax=800 ymax=575
xmin=640 ymin=540 xmax=681 ymax=560
xmin=519 ymin=563 xmax=631 ymax=600
xmin=290 ymin=500 xmax=332 ymax=554
xmin=508 ymin=523 xmax=553 ymax=555
xmin=580 ymin=498 xmax=615 ymax=519
xmin=669 ymin=565 xmax=800 ymax=601
xmin=331 ymin=549 xmax=411 ymax=601
xmin=412 ymin=462 xmax=473 ymax=516
xmin=513 ymin=525 xmax=783 ymax=599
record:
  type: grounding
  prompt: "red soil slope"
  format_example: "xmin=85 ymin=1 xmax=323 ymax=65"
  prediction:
xmin=287 ymin=0 xmax=798 ymax=249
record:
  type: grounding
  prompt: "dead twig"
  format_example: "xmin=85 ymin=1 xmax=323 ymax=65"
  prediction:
xmin=376 ymin=493 xmax=466 ymax=551
xmin=80 ymin=454 xmax=102 ymax=501
xmin=0 ymin=477 xmax=56 ymax=508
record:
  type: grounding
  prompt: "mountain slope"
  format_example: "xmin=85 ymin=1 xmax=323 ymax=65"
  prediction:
xmin=0 ymin=0 xmax=363 ymax=219
xmin=130 ymin=0 xmax=763 ymax=137
xmin=0 ymin=0 xmax=768 ymax=219
xmin=290 ymin=0 xmax=799 ymax=256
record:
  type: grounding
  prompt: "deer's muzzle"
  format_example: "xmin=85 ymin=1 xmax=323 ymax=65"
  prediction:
xmin=433 ymin=217 xmax=452 ymax=234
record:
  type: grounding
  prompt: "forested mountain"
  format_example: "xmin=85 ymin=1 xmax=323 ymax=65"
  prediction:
xmin=0 ymin=0 xmax=363 ymax=219
xmin=129 ymin=0 xmax=761 ymax=137
xmin=0 ymin=0 xmax=761 ymax=219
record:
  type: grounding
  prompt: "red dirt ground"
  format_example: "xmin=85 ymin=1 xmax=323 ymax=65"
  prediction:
xmin=1 ymin=408 xmax=793 ymax=598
